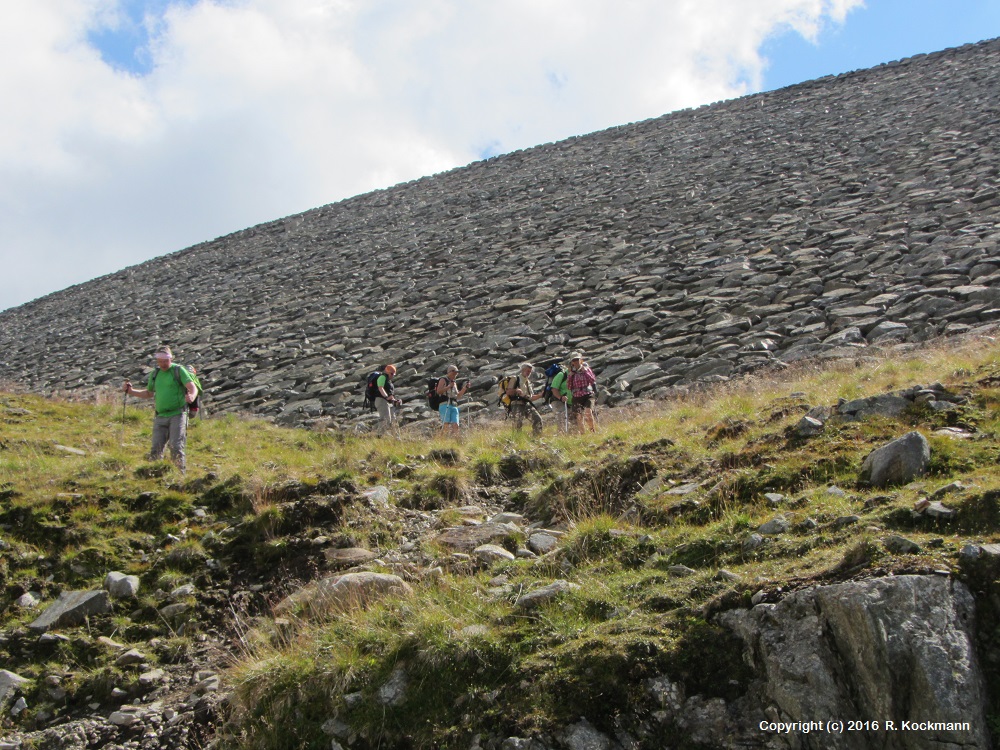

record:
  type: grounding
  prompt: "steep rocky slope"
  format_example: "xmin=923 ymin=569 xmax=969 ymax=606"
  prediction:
xmin=1 ymin=39 xmax=999 ymax=428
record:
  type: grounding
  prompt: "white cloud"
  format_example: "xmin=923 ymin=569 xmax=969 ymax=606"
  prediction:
xmin=0 ymin=0 xmax=865 ymax=311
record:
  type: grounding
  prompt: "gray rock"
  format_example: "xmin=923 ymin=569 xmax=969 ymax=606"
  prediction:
xmin=322 ymin=718 xmax=352 ymax=738
xmin=170 ymin=583 xmax=197 ymax=598
xmin=979 ymin=543 xmax=1000 ymax=561
xmin=959 ymin=544 xmax=983 ymax=562
xmin=377 ymin=667 xmax=408 ymax=706
xmin=859 ymin=431 xmax=930 ymax=487
xmin=274 ymin=572 xmax=413 ymax=616
xmin=720 ymin=576 xmax=990 ymax=749
xmin=884 ymin=535 xmax=921 ymax=554
xmin=104 ymin=571 xmax=141 ymax=599
xmin=435 ymin=523 xmax=519 ymax=553
xmin=923 ymin=500 xmax=956 ymax=520
xmin=794 ymin=415 xmax=824 ymax=438
xmin=28 ymin=590 xmax=111 ymax=633
xmin=527 ymin=533 xmax=560 ymax=555
xmin=867 ymin=321 xmax=909 ymax=342
xmin=665 ymin=482 xmax=700 ymax=496
xmin=758 ymin=517 xmax=789 ymax=536
xmin=0 ymin=670 xmax=28 ymax=705
xmin=837 ymin=394 xmax=910 ymax=419
xmin=138 ymin=668 xmax=166 ymax=687
xmin=324 ymin=547 xmax=378 ymax=568
xmin=667 ymin=565 xmax=697 ymax=577
xmin=15 ymin=592 xmax=40 ymax=609
xmin=501 ymin=739 xmax=551 ymax=750
xmin=474 ymin=544 xmax=516 ymax=565
xmin=109 ymin=707 xmax=145 ymax=726
xmin=361 ymin=486 xmax=391 ymax=507
xmin=514 ymin=580 xmax=580 ymax=611
xmin=115 ymin=649 xmax=146 ymax=667
xmin=560 ymin=718 xmax=614 ymax=750
xmin=932 ymin=481 xmax=966 ymax=498
xmin=636 ymin=476 xmax=663 ymax=497
xmin=158 ymin=603 xmax=191 ymax=619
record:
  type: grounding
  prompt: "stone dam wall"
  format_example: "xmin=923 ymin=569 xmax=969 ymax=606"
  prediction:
xmin=1 ymin=38 xmax=999 ymax=427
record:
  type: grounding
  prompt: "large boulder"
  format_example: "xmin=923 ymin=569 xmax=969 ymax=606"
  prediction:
xmin=719 ymin=575 xmax=989 ymax=750
xmin=858 ymin=431 xmax=930 ymax=487
xmin=28 ymin=590 xmax=111 ymax=633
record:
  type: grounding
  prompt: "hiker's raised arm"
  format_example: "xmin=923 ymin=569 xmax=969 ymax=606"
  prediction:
xmin=124 ymin=380 xmax=153 ymax=399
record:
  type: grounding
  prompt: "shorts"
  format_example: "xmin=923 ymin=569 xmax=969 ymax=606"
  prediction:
xmin=439 ymin=403 xmax=460 ymax=424
xmin=572 ymin=394 xmax=594 ymax=410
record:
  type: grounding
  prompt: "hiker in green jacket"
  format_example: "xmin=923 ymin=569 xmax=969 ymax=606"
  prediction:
xmin=123 ymin=346 xmax=198 ymax=472
xmin=549 ymin=363 xmax=572 ymax=433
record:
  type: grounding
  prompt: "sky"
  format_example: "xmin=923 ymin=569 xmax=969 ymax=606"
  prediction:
xmin=2 ymin=0 xmax=999 ymax=313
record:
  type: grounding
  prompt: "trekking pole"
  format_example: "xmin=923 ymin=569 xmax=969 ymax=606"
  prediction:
xmin=121 ymin=389 xmax=128 ymax=446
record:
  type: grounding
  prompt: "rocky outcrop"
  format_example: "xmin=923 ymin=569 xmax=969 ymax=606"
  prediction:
xmin=1 ymin=40 xmax=1000 ymax=427
xmin=719 ymin=575 xmax=989 ymax=750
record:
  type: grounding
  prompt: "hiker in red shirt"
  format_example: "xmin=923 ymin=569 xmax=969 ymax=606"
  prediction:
xmin=567 ymin=352 xmax=597 ymax=434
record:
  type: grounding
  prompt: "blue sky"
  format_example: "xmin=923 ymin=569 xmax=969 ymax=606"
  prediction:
xmin=87 ymin=0 xmax=195 ymax=75
xmin=763 ymin=0 xmax=1000 ymax=91
xmin=1 ymin=0 xmax=999 ymax=313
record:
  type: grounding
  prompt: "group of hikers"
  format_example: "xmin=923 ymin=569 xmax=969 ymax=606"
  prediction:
xmin=365 ymin=352 xmax=599 ymax=438
xmin=121 ymin=345 xmax=599 ymax=473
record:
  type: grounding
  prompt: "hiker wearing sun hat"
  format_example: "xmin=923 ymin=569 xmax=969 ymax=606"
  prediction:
xmin=567 ymin=352 xmax=597 ymax=434
xmin=123 ymin=346 xmax=198 ymax=472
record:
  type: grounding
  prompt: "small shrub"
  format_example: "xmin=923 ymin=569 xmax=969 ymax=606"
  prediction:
xmin=473 ymin=456 xmax=501 ymax=485
xmin=135 ymin=462 xmax=173 ymax=479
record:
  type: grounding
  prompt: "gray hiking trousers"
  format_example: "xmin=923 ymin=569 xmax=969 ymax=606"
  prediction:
xmin=151 ymin=413 xmax=188 ymax=470
xmin=375 ymin=398 xmax=398 ymax=434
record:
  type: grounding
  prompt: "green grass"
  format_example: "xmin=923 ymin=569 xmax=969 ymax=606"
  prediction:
xmin=3 ymin=335 xmax=1000 ymax=745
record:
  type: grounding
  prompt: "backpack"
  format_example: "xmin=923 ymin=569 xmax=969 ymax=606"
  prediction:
xmin=426 ymin=376 xmax=446 ymax=410
xmin=363 ymin=370 xmax=383 ymax=411
xmin=542 ymin=363 xmax=567 ymax=405
xmin=148 ymin=364 xmax=203 ymax=416
xmin=186 ymin=368 xmax=204 ymax=415
xmin=497 ymin=375 xmax=515 ymax=413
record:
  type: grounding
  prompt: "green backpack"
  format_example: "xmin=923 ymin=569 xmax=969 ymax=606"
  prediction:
xmin=148 ymin=364 xmax=203 ymax=415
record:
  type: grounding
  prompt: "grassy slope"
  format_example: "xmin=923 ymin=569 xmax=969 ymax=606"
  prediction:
xmin=2 ymin=336 xmax=1000 ymax=747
